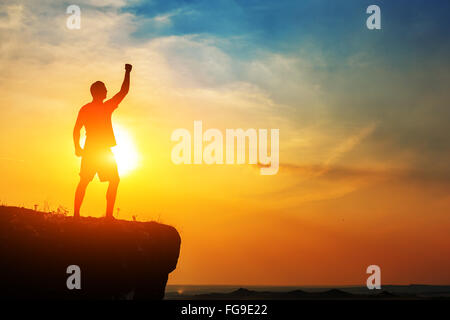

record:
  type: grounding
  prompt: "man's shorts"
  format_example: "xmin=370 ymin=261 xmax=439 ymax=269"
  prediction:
xmin=80 ymin=148 xmax=119 ymax=182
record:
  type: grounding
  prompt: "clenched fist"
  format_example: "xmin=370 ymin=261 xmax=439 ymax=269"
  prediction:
xmin=125 ymin=64 xmax=132 ymax=72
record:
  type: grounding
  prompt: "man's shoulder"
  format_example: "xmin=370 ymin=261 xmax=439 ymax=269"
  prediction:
xmin=80 ymin=102 xmax=93 ymax=111
xmin=78 ymin=102 xmax=96 ymax=117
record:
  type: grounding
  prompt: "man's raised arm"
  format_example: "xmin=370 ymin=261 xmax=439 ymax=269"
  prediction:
xmin=108 ymin=64 xmax=132 ymax=106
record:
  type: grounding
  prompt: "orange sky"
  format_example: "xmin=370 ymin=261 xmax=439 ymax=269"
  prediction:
xmin=0 ymin=1 xmax=449 ymax=285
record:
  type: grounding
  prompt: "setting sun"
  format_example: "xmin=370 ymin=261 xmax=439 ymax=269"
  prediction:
xmin=112 ymin=126 xmax=139 ymax=176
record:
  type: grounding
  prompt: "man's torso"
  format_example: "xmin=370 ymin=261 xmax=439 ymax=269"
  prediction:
xmin=79 ymin=101 xmax=117 ymax=151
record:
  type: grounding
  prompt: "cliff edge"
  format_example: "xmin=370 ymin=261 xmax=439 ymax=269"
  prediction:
xmin=0 ymin=206 xmax=181 ymax=300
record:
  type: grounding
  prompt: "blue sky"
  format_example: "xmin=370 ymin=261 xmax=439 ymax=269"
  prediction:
xmin=110 ymin=0 xmax=450 ymax=175
xmin=123 ymin=0 xmax=450 ymax=63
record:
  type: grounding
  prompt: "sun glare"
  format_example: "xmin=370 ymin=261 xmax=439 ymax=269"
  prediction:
xmin=111 ymin=126 xmax=139 ymax=176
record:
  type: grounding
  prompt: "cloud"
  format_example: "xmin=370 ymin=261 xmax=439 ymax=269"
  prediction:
xmin=319 ymin=122 xmax=376 ymax=176
xmin=2 ymin=0 xmax=450 ymax=203
xmin=0 ymin=4 xmax=23 ymax=29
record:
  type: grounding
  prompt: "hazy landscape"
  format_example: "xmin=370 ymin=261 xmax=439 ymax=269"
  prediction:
xmin=165 ymin=285 xmax=450 ymax=300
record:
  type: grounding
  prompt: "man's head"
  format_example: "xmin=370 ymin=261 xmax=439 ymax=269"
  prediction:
xmin=90 ymin=81 xmax=107 ymax=101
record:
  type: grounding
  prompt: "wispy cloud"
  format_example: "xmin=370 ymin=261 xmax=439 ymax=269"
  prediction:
xmin=318 ymin=123 xmax=377 ymax=176
xmin=0 ymin=4 xmax=23 ymax=29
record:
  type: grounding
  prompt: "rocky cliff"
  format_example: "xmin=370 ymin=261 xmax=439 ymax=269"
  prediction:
xmin=0 ymin=206 xmax=181 ymax=299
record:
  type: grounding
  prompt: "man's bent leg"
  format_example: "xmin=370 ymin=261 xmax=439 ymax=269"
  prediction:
xmin=74 ymin=178 xmax=90 ymax=218
xmin=106 ymin=177 xmax=120 ymax=218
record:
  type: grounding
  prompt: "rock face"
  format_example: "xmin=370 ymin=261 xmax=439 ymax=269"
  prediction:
xmin=0 ymin=206 xmax=181 ymax=299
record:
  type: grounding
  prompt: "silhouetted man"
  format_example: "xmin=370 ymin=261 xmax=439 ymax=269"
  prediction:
xmin=73 ymin=64 xmax=132 ymax=219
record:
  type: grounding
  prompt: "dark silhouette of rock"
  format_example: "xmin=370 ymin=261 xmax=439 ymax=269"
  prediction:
xmin=0 ymin=206 xmax=181 ymax=300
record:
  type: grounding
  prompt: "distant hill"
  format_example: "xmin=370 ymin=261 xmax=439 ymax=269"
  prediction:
xmin=166 ymin=285 xmax=450 ymax=300
xmin=0 ymin=206 xmax=181 ymax=299
xmin=191 ymin=288 xmax=356 ymax=300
